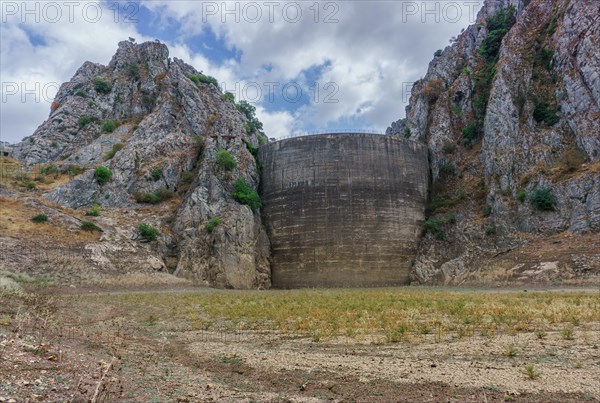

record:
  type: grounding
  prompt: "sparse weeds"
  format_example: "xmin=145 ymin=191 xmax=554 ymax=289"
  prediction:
xmin=504 ymin=343 xmax=518 ymax=357
xmin=561 ymin=325 xmax=575 ymax=340
xmin=522 ymin=364 xmax=541 ymax=380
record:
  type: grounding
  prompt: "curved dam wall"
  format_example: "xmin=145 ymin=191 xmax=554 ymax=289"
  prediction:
xmin=259 ymin=133 xmax=429 ymax=288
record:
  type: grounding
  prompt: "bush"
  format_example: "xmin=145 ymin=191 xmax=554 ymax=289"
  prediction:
xmin=94 ymin=166 xmax=113 ymax=186
xmin=188 ymin=73 xmax=219 ymax=87
xmin=442 ymin=142 xmax=456 ymax=154
xmin=31 ymin=214 xmax=48 ymax=223
xmin=41 ymin=164 xmax=60 ymax=176
xmin=237 ymin=101 xmax=264 ymax=134
xmin=81 ymin=220 xmax=102 ymax=232
xmin=75 ymin=88 xmax=88 ymax=97
xmin=461 ymin=123 xmax=478 ymax=142
xmin=403 ymin=128 xmax=411 ymax=139
xmin=26 ymin=181 xmax=36 ymax=190
xmin=479 ymin=6 xmax=516 ymax=62
xmin=101 ymin=120 xmax=118 ymax=133
xmin=85 ymin=203 xmax=100 ymax=217
xmin=423 ymin=219 xmax=445 ymax=240
xmin=529 ymin=188 xmax=557 ymax=211
xmin=532 ymin=98 xmax=559 ymax=126
xmin=485 ymin=225 xmax=497 ymax=236
xmin=205 ymin=217 xmax=221 ymax=233
xmin=150 ymin=167 xmax=163 ymax=181
xmin=516 ymin=190 xmax=527 ymax=203
xmin=257 ymin=132 xmax=268 ymax=146
xmin=65 ymin=165 xmax=83 ymax=177
xmin=439 ymin=163 xmax=456 ymax=177
xmin=134 ymin=192 xmax=161 ymax=204
xmin=483 ymin=205 xmax=492 ymax=216
xmin=79 ymin=115 xmax=93 ymax=129
xmin=447 ymin=213 xmax=457 ymax=224
xmin=155 ymin=186 xmax=174 ymax=200
xmin=232 ymin=178 xmax=261 ymax=212
xmin=223 ymin=91 xmax=235 ymax=104
xmin=93 ymin=77 xmax=112 ymax=94
xmin=104 ymin=143 xmax=124 ymax=160
xmin=216 ymin=149 xmax=237 ymax=171
xmin=181 ymin=171 xmax=194 ymax=184
xmin=434 ymin=49 xmax=443 ymax=57
xmin=138 ymin=223 xmax=159 ymax=242
xmin=243 ymin=140 xmax=259 ymax=159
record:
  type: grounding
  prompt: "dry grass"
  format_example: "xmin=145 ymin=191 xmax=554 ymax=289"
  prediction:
xmin=0 ymin=196 xmax=98 ymax=242
xmin=69 ymin=288 xmax=600 ymax=342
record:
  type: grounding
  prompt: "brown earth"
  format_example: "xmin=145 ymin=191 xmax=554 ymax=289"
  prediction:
xmin=1 ymin=286 xmax=598 ymax=403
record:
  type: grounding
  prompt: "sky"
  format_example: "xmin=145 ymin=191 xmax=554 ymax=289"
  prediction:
xmin=0 ymin=0 xmax=483 ymax=143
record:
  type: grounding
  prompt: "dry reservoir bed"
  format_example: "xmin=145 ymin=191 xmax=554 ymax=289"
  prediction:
xmin=1 ymin=286 xmax=599 ymax=402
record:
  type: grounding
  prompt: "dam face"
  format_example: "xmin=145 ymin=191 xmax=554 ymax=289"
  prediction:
xmin=259 ymin=133 xmax=429 ymax=288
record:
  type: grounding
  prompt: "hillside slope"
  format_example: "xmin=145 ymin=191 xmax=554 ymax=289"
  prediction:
xmin=388 ymin=0 xmax=600 ymax=285
xmin=7 ymin=40 xmax=270 ymax=289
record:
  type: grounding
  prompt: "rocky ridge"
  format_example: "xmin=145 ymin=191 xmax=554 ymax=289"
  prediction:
xmin=388 ymin=0 xmax=600 ymax=284
xmin=7 ymin=40 xmax=270 ymax=289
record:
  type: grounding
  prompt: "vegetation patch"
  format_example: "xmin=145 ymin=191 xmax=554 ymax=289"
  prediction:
xmin=150 ymin=167 xmax=163 ymax=181
xmin=237 ymin=101 xmax=264 ymax=135
xmin=31 ymin=213 xmax=48 ymax=223
xmin=216 ymin=149 xmax=237 ymax=171
xmin=138 ymin=223 xmax=159 ymax=242
xmin=222 ymin=91 xmax=235 ymax=104
xmin=232 ymin=178 xmax=261 ymax=212
xmin=104 ymin=143 xmax=124 ymax=161
xmin=529 ymin=188 xmax=557 ymax=211
xmin=423 ymin=218 xmax=445 ymax=240
xmin=101 ymin=120 xmax=118 ymax=133
xmin=78 ymin=115 xmax=94 ymax=129
xmin=205 ymin=217 xmax=221 ymax=233
xmin=94 ymin=166 xmax=113 ymax=186
xmin=81 ymin=220 xmax=102 ymax=232
xmin=134 ymin=192 xmax=161 ymax=204
xmin=188 ymin=73 xmax=219 ymax=88
xmin=92 ymin=77 xmax=112 ymax=94
xmin=85 ymin=203 xmax=100 ymax=217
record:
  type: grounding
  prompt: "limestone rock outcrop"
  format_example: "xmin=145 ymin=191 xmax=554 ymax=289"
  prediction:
xmin=388 ymin=0 xmax=600 ymax=285
xmin=10 ymin=40 xmax=271 ymax=289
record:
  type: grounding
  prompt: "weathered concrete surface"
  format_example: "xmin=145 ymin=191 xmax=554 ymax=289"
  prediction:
xmin=260 ymin=133 xmax=429 ymax=288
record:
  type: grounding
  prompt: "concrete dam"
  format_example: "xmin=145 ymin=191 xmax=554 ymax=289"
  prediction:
xmin=259 ymin=133 xmax=429 ymax=288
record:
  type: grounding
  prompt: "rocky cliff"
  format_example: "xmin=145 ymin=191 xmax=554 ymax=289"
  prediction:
xmin=388 ymin=0 xmax=600 ymax=285
xmin=8 ymin=40 xmax=270 ymax=289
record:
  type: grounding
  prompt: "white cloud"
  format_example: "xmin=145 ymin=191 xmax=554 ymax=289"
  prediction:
xmin=1 ymin=1 xmax=147 ymax=142
xmin=1 ymin=0 xmax=482 ymax=143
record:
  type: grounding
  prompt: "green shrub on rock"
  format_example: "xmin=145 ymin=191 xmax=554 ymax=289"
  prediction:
xmin=81 ymin=220 xmax=102 ymax=232
xmin=217 ymin=149 xmax=237 ymax=171
xmin=94 ymin=166 xmax=113 ymax=186
xmin=205 ymin=217 xmax=221 ymax=233
xmin=101 ymin=120 xmax=118 ymax=133
xmin=529 ymin=188 xmax=557 ymax=211
xmin=93 ymin=77 xmax=112 ymax=94
xmin=232 ymin=178 xmax=261 ymax=212
xmin=31 ymin=214 xmax=48 ymax=223
xmin=138 ymin=223 xmax=159 ymax=242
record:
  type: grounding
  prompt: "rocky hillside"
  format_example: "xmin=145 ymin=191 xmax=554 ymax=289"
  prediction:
xmin=6 ymin=40 xmax=270 ymax=289
xmin=388 ymin=0 xmax=600 ymax=285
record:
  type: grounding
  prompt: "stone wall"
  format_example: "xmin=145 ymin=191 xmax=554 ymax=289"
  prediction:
xmin=259 ymin=133 xmax=429 ymax=288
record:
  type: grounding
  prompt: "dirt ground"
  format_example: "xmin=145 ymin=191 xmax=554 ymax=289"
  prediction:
xmin=1 ymin=286 xmax=599 ymax=402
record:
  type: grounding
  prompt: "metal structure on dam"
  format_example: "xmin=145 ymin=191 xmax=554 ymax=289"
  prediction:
xmin=259 ymin=133 xmax=430 ymax=288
